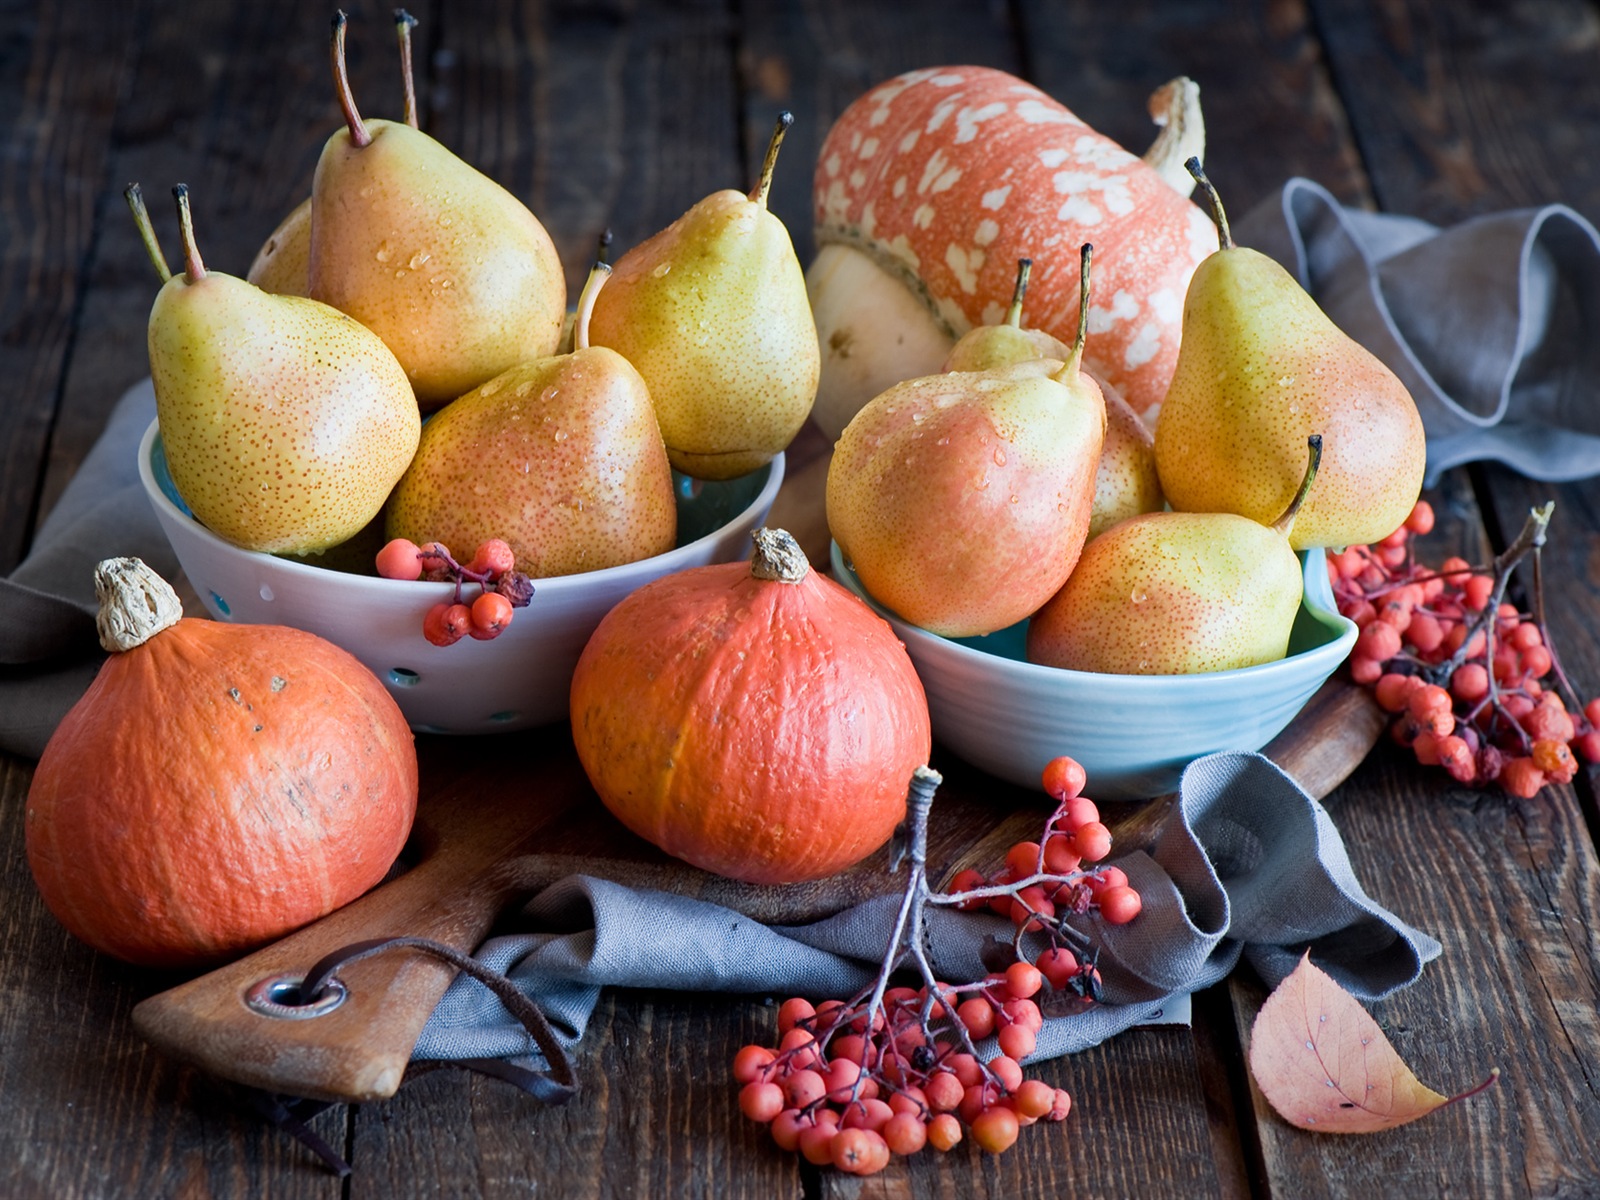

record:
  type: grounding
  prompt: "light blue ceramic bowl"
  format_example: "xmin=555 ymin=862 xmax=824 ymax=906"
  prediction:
xmin=139 ymin=419 xmax=783 ymax=735
xmin=831 ymin=541 xmax=1357 ymax=800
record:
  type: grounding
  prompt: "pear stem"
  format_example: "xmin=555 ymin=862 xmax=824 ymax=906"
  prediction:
xmin=1185 ymin=156 xmax=1234 ymax=251
xmin=172 ymin=184 xmax=206 ymax=282
xmin=596 ymin=227 xmax=614 ymax=266
xmin=1272 ymin=434 xmax=1323 ymax=538
xmin=1056 ymin=242 xmax=1092 ymax=381
xmin=124 ymin=184 xmax=171 ymax=284
xmin=395 ymin=9 xmax=420 ymax=130
xmin=574 ymin=262 xmax=612 ymax=352
xmin=1003 ymin=258 xmax=1032 ymax=329
xmin=750 ymin=111 xmax=793 ymax=209
xmin=332 ymin=11 xmax=372 ymax=148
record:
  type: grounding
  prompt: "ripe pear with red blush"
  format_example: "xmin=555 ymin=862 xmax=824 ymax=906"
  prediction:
xmin=827 ymin=246 xmax=1106 ymax=638
xmin=250 ymin=11 xmax=425 ymax=298
xmin=943 ymin=259 xmax=1162 ymax=541
xmin=385 ymin=262 xmax=676 ymax=578
xmin=1029 ymin=435 xmax=1322 ymax=675
xmin=1154 ymin=159 xmax=1424 ymax=548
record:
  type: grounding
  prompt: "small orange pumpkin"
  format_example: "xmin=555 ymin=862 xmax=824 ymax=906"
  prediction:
xmin=25 ymin=557 xmax=418 ymax=968
xmin=570 ymin=528 xmax=932 ymax=884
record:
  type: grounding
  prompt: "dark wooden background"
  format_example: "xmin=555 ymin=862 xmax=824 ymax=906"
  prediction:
xmin=3 ymin=0 xmax=1600 ymax=1196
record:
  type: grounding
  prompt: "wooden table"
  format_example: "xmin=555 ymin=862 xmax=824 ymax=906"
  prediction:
xmin=4 ymin=1 xmax=1600 ymax=1195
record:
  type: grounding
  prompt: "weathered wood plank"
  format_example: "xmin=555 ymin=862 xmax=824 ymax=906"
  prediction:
xmin=347 ymin=992 xmax=803 ymax=1198
xmin=1308 ymin=0 xmax=1600 ymax=225
xmin=1017 ymin=0 xmax=1373 ymax=217
xmin=0 ymin=0 xmax=140 ymax=566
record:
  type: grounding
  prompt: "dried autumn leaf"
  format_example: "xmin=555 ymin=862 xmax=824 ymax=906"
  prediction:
xmin=1249 ymin=952 xmax=1498 ymax=1133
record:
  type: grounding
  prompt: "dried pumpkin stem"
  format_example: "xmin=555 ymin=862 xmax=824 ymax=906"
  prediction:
xmin=749 ymin=527 xmax=810 ymax=583
xmin=94 ymin=557 xmax=184 ymax=652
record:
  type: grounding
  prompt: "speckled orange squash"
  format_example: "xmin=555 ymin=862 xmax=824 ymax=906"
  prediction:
xmin=812 ymin=66 xmax=1215 ymax=419
xmin=569 ymin=529 xmax=932 ymax=884
xmin=25 ymin=558 xmax=418 ymax=968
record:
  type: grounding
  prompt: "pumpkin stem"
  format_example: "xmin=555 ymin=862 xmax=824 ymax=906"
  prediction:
xmin=749 ymin=528 xmax=810 ymax=583
xmin=95 ymin=557 xmax=184 ymax=652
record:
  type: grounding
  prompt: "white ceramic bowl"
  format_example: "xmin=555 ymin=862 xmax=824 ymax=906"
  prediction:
xmin=832 ymin=541 xmax=1357 ymax=800
xmin=139 ymin=419 xmax=783 ymax=734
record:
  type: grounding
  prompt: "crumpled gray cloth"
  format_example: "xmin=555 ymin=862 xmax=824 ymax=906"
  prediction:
xmin=1235 ymin=177 xmax=1600 ymax=485
xmin=414 ymin=753 xmax=1441 ymax=1066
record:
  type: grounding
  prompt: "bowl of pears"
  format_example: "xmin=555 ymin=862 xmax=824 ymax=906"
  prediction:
xmin=825 ymin=169 xmax=1427 ymax=799
xmin=135 ymin=15 xmax=814 ymax=734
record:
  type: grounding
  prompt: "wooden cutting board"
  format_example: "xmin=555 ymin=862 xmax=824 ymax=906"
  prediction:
xmin=131 ymin=678 xmax=1383 ymax=1104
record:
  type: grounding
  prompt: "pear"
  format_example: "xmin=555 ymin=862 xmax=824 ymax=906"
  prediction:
xmin=944 ymin=258 xmax=1163 ymax=540
xmin=247 ymin=12 xmax=423 ymax=299
xmin=826 ymin=246 xmax=1106 ymax=639
xmin=131 ymin=184 xmax=420 ymax=556
xmin=385 ymin=262 xmax=677 ymax=578
xmin=1028 ymin=435 xmax=1323 ymax=674
xmin=1154 ymin=159 xmax=1424 ymax=549
xmin=247 ymin=198 xmax=311 ymax=296
xmin=308 ymin=12 xmax=565 ymax=409
xmin=587 ymin=113 xmax=819 ymax=480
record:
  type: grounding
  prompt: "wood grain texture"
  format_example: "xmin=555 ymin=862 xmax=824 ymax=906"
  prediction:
xmin=1307 ymin=0 xmax=1600 ymax=225
xmin=0 ymin=0 xmax=139 ymax=568
xmin=1016 ymin=0 xmax=1373 ymax=217
xmin=346 ymin=992 xmax=803 ymax=1199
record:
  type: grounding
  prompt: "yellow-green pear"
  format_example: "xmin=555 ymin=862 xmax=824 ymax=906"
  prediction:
xmin=309 ymin=13 xmax=565 ymax=409
xmin=247 ymin=198 xmax=311 ymax=296
xmin=1155 ymin=159 xmax=1424 ymax=549
xmin=587 ymin=113 xmax=819 ymax=480
xmin=944 ymin=258 xmax=1163 ymax=540
xmin=249 ymin=12 xmax=425 ymax=299
xmin=1028 ymin=435 xmax=1322 ymax=674
xmin=131 ymin=184 xmax=419 ymax=557
xmin=385 ymin=263 xmax=676 ymax=578
xmin=827 ymin=246 xmax=1106 ymax=638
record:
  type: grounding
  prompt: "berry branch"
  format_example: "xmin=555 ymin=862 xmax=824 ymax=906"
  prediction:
xmin=1332 ymin=500 xmax=1597 ymax=796
xmin=733 ymin=755 xmax=1141 ymax=1173
xmin=375 ymin=536 xmax=535 ymax=646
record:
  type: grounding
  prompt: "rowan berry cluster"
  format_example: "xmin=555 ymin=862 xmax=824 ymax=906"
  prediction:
xmin=374 ymin=536 xmax=534 ymax=645
xmin=1329 ymin=500 xmax=1597 ymax=797
xmin=732 ymin=757 xmax=1138 ymax=1174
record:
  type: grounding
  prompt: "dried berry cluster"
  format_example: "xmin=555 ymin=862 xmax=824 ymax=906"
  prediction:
xmin=375 ymin=536 xmax=534 ymax=645
xmin=1330 ymin=500 xmax=1597 ymax=797
xmin=732 ymin=758 xmax=1139 ymax=1174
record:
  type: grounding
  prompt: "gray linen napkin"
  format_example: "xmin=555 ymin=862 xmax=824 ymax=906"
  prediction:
xmin=413 ymin=752 xmax=1439 ymax=1065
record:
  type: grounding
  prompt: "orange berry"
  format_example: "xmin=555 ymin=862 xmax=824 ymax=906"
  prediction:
xmin=1005 ymin=962 xmax=1043 ymax=999
xmin=881 ymin=1112 xmax=927 ymax=1156
xmin=1500 ymin=756 xmax=1545 ymax=799
xmin=798 ymin=1122 xmax=837 ymax=1165
xmin=1036 ymin=946 xmax=1080 ymax=989
xmin=971 ymin=1106 xmax=1021 ymax=1153
xmin=1406 ymin=500 xmax=1435 ymax=535
xmin=777 ymin=996 xmax=815 ymax=1034
xmin=957 ymin=996 xmax=995 ymax=1040
xmin=924 ymin=1070 xmax=965 ymax=1112
xmin=1098 ymin=884 xmax=1143 ymax=925
xmin=1041 ymin=755 xmax=1086 ymax=800
xmin=927 ymin=1112 xmax=963 ymax=1151
xmin=1357 ymin=621 xmax=1402 ymax=662
xmin=732 ymin=1044 xmax=776 ymax=1083
xmin=1014 ymin=1079 xmax=1055 ymax=1120
xmin=1068 ymin=820 xmax=1112 ymax=863
xmin=997 ymin=1023 xmax=1036 ymax=1060
xmin=988 ymin=1055 xmax=1024 ymax=1091
xmin=740 ymin=1080 xmax=785 ymax=1123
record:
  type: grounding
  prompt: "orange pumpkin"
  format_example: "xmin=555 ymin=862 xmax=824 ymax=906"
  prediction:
xmin=25 ymin=557 xmax=418 ymax=968
xmin=570 ymin=528 xmax=932 ymax=884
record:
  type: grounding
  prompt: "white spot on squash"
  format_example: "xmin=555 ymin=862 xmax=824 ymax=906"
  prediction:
xmin=973 ymin=218 xmax=1000 ymax=247
xmin=954 ymin=101 xmax=1008 ymax=145
xmin=980 ymin=186 xmax=1012 ymax=211
xmin=1124 ymin=321 xmax=1163 ymax=369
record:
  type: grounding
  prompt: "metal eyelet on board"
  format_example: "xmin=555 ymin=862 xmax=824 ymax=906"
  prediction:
xmin=244 ymin=973 xmax=349 ymax=1020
